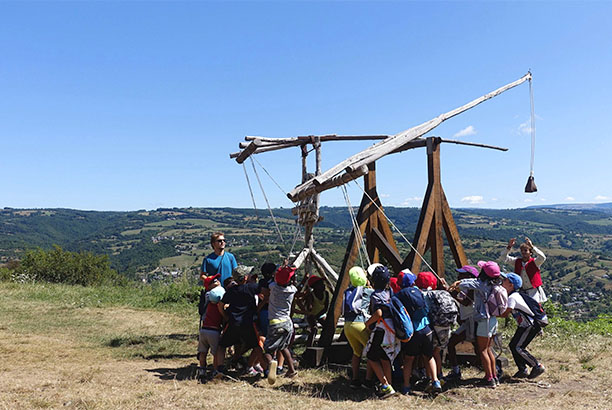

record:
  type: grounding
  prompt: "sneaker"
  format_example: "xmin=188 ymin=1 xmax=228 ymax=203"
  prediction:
xmin=245 ymin=367 xmax=261 ymax=377
xmin=478 ymin=377 xmax=496 ymax=388
xmin=513 ymin=369 xmax=529 ymax=379
xmin=254 ymin=364 xmax=264 ymax=374
xmin=350 ymin=379 xmax=362 ymax=389
xmin=268 ymin=360 xmax=277 ymax=385
xmin=444 ymin=370 xmax=461 ymax=382
xmin=276 ymin=366 xmax=285 ymax=376
xmin=400 ymin=385 xmax=412 ymax=395
xmin=430 ymin=380 xmax=442 ymax=393
xmin=494 ymin=377 xmax=500 ymax=386
xmin=378 ymin=384 xmax=396 ymax=399
xmin=529 ymin=364 xmax=545 ymax=379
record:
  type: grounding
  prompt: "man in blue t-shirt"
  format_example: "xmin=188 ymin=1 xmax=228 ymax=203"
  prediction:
xmin=201 ymin=232 xmax=238 ymax=287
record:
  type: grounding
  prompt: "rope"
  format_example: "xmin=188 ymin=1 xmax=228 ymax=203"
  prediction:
xmin=289 ymin=222 xmax=302 ymax=257
xmin=341 ymin=184 xmax=370 ymax=269
xmin=349 ymin=179 xmax=439 ymax=278
xmin=242 ymin=163 xmax=258 ymax=227
xmin=250 ymin=157 xmax=284 ymax=243
xmin=252 ymin=156 xmax=291 ymax=199
xmin=529 ymin=77 xmax=536 ymax=177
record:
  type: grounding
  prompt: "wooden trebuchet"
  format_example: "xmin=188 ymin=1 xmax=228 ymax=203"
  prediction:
xmin=287 ymin=164 xmax=369 ymax=202
xmin=287 ymin=72 xmax=531 ymax=202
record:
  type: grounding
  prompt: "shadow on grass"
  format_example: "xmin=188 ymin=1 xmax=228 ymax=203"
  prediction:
xmin=106 ymin=333 xmax=196 ymax=347
xmin=274 ymin=375 xmax=374 ymax=402
xmin=146 ymin=363 xmax=198 ymax=381
xmin=106 ymin=333 xmax=197 ymax=360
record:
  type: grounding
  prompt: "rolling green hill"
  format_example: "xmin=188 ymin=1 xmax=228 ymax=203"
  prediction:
xmin=2 ymin=205 xmax=611 ymax=318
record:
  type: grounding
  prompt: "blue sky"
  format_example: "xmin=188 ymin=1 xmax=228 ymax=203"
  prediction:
xmin=2 ymin=1 xmax=611 ymax=211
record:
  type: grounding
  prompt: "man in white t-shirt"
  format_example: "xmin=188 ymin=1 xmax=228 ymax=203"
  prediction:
xmin=500 ymin=272 xmax=546 ymax=380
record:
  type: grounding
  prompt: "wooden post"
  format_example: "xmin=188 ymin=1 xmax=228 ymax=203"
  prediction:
xmin=404 ymin=137 xmax=467 ymax=277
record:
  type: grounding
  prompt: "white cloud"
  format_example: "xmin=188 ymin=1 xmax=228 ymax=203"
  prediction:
xmin=453 ymin=125 xmax=476 ymax=138
xmin=380 ymin=193 xmax=391 ymax=198
xmin=564 ymin=196 xmax=575 ymax=201
xmin=518 ymin=121 xmax=532 ymax=135
xmin=401 ymin=196 xmax=422 ymax=206
xmin=461 ymin=195 xmax=484 ymax=205
xmin=594 ymin=195 xmax=610 ymax=201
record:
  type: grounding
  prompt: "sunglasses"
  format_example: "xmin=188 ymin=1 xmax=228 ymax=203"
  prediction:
xmin=216 ymin=239 xmax=226 ymax=243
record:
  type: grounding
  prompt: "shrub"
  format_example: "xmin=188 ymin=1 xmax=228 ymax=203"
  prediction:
xmin=13 ymin=245 xmax=125 ymax=286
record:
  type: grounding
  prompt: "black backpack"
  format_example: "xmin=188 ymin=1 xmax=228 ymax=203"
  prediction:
xmin=519 ymin=291 xmax=549 ymax=327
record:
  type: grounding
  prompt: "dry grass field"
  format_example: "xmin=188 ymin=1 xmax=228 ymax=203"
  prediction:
xmin=1 ymin=282 xmax=611 ymax=410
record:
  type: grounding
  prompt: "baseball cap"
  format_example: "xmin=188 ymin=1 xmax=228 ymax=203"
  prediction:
xmin=366 ymin=263 xmax=384 ymax=276
xmin=501 ymin=272 xmax=522 ymax=290
xmin=371 ymin=265 xmax=390 ymax=290
xmin=456 ymin=265 xmax=479 ymax=277
xmin=275 ymin=266 xmax=296 ymax=286
xmin=415 ymin=271 xmax=437 ymax=290
xmin=389 ymin=277 xmax=401 ymax=294
xmin=203 ymin=273 xmax=221 ymax=290
xmin=477 ymin=261 xmax=501 ymax=278
xmin=208 ymin=285 xmax=225 ymax=303
xmin=398 ymin=268 xmax=417 ymax=288
xmin=348 ymin=266 xmax=367 ymax=287
xmin=232 ymin=265 xmax=254 ymax=282
xmin=307 ymin=276 xmax=323 ymax=287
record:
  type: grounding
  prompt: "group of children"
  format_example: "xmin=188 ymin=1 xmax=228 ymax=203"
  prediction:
xmin=197 ymin=238 xmax=548 ymax=399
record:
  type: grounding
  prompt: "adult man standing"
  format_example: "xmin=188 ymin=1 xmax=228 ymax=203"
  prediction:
xmin=201 ymin=232 xmax=238 ymax=287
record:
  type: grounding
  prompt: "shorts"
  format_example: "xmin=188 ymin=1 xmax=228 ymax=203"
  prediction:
xmin=198 ymin=328 xmax=221 ymax=356
xmin=453 ymin=317 xmax=476 ymax=342
xmin=220 ymin=323 xmax=259 ymax=349
xmin=344 ymin=321 xmax=370 ymax=358
xmin=432 ymin=325 xmax=451 ymax=349
xmin=258 ymin=309 xmax=269 ymax=337
xmin=476 ymin=317 xmax=498 ymax=338
xmin=263 ymin=319 xmax=293 ymax=354
xmin=402 ymin=328 xmax=434 ymax=358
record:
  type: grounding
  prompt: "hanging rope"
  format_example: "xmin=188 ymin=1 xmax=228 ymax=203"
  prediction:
xmin=341 ymin=184 xmax=371 ymax=269
xmin=349 ymin=179 xmax=439 ymax=278
xmin=242 ymin=163 xmax=258 ymax=227
xmin=288 ymin=222 xmax=302 ymax=257
xmin=529 ymin=77 xmax=536 ymax=177
xmin=250 ymin=157 xmax=284 ymax=243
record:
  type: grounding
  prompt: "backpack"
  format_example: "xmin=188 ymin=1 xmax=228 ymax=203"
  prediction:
xmin=386 ymin=295 xmax=414 ymax=342
xmin=486 ymin=284 xmax=508 ymax=317
xmin=395 ymin=286 xmax=430 ymax=331
xmin=343 ymin=286 xmax=365 ymax=316
xmin=519 ymin=291 xmax=549 ymax=327
xmin=198 ymin=289 xmax=208 ymax=317
xmin=425 ymin=290 xmax=459 ymax=327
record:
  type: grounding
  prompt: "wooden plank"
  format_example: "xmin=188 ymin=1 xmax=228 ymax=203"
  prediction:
xmin=245 ymin=134 xmax=390 ymax=143
xmin=408 ymin=184 xmax=435 ymax=274
xmin=291 ymin=248 xmax=310 ymax=269
xmin=235 ymin=139 xmax=263 ymax=164
xmin=429 ymin=138 xmax=445 ymax=277
xmin=311 ymin=249 xmax=339 ymax=283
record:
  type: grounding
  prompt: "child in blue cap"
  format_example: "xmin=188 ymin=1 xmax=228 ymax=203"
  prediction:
xmin=500 ymin=272 xmax=546 ymax=379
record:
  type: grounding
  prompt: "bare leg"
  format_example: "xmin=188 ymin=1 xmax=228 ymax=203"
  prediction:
xmin=351 ymin=355 xmax=361 ymax=381
xmin=369 ymin=359 xmax=390 ymax=385
xmin=402 ymin=355 xmax=415 ymax=389
xmin=476 ymin=336 xmax=493 ymax=379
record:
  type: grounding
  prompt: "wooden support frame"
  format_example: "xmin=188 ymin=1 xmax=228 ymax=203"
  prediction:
xmin=404 ymin=137 xmax=468 ymax=276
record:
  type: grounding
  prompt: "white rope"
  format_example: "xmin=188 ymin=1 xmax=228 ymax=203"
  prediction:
xmin=249 ymin=157 xmax=284 ymax=243
xmin=349 ymin=179 xmax=439 ymax=278
xmin=289 ymin=222 xmax=302 ymax=256
xmin=341 ymin=184 xmax=371 ymax=269
xmin=252 ymin=156 xmax=292 ymax=199
xmin=529 ymin=77 xmax=536 ymax=177
xmin=242 ymin=163 xmax=258 ymax=227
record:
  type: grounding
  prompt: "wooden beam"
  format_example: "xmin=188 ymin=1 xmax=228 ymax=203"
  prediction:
xmin=245 ymin=134 xmax=390 ymax=143
xmin=287 ymin=165 xmax=369 ymax=202
xmin=288 ymin=73 xmax=531 ymax=200
xmin=441 ymin=191 xmax=468 ymax=268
